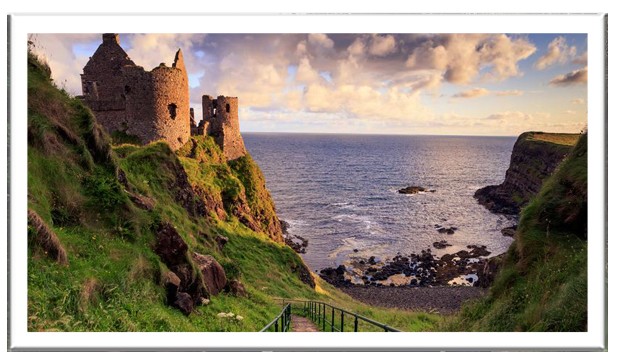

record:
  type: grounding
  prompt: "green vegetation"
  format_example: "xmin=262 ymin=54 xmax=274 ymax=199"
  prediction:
xmin=446 ymin=133 xmax=588 ymax=331
xmin=529 ymin=132 xmax=581 ymax=146
xmin=27 ymin=49 xmax=438 ymax=332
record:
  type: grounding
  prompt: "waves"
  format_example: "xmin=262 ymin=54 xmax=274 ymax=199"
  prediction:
xmin=245 ymin=133 xmax=518 ymax=271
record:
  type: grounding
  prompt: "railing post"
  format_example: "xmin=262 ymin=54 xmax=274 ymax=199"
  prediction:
xmin=331 ymin=307 xmax=335 ymax=332
xmin=275 ymin=319 xmax=278 ymax=332
xmin=354 ymin=315 xmax=358 ymax=332
xmin=341 ymin=311 xmax=344 ymax=332
xmin=322 ymin=304 xmax=326 ymax=331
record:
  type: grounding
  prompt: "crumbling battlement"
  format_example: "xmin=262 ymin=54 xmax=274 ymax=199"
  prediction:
xmin=81 ymin=34 xmax=190 ymax=150
xmin=194 ymin=95 xmax=246 ymax=161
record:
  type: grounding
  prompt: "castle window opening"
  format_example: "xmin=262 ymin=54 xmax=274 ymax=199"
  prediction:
xmin=168 ymin=103 xmax=178 ymax=120
xmin=124 ymin=85 xmax=131 ymax=94
xmin=226 ymin=104 xmax=230 ymax=113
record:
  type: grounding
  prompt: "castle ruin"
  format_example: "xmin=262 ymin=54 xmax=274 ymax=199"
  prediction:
xmin=81 ymin=33 xmax=246 ymax=160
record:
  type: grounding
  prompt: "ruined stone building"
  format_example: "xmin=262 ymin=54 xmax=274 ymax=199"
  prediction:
xmin=80 ymin=33 xmax=246 ymax=160
xmin=194 ymin=95 xmax=246 ymax=161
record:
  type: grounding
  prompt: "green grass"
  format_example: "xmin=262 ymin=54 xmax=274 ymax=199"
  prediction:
xmin=445 ymin=133 xmax=588 ymax=331
xmin=528 ymin=132 xmax=581 ymax=146
xmin=27 ymin=50 xmax=439 ymax=332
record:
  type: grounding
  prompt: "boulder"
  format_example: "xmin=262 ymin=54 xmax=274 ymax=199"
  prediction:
xmin=174 ymin=292 xmax=194 ymax=316
xmin=162 ymin=271 xmax=181 ymax=303
xmin=155 ymin=222 xmax=189 ymax=266
xmin=215 ymin=234 xmax=229 ymax=251
xmin=226 ymin=279 xmax=248 ymax=297
xmin=501 ymin=225 xmax=517 ymax=237
xmin=192 ymin=252 xmax=227 ymax=296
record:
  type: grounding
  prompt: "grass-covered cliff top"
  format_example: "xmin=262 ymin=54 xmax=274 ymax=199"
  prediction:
xmin=527 ymin=132 xmax=581 ymax=146
xmin=26 ymin=49 xmax=438 ymax=332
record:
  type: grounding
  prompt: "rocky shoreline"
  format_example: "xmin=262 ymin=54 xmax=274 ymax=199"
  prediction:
xmin=319 ymin=245 xmax=503 ymax=289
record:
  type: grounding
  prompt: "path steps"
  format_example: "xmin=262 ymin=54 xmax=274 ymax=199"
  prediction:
xmin=291 ymin=315 xmax=319 ymax=332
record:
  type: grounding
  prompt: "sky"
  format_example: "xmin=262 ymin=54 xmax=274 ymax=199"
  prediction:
xmin=30 ymin=33 xmax=587 ymax=136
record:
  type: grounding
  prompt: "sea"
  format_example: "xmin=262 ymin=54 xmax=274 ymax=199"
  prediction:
xmin=243 ymin=133 xmax=518 ymax=272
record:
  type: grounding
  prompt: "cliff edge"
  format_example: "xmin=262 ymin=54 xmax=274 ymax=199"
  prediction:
xmin=474 ymin=132 xmax=580 ymax=215
xmin=448 ymin=132 xmax=588 ymax=331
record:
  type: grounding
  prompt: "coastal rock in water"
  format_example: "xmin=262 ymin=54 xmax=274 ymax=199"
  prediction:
xmin=437 ymin=227 xmax=457 ymax=235
xmin=433 ymin=240 xmax=452 ymax=249
xmin=398 ymin=186 xmax=426 ymax=194
xmin=501 ymin=225 xmax=517 ymax=237
xmin=192 ymin=252 xmax=227 ymax=296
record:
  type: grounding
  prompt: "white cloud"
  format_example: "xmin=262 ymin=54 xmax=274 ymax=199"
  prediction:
xmin=571 ymin=98 xmax=585 ymax=105
xmin=452 ymin=88 xmax=490 ymax=98
xmin=29 ymin=33 xmax=100 ymax=94
xmin=549 ymin=67 xmax=588 ymax=86
xmin=368 ymin=34 xmax=397 ymax=56
xmin=406 ymin=34 xmax=536 ymax=85
xmin=534 ymin=36 xmax=577 ymax=70
xmin=308 ymin=33 xmax=334 ymax=49
xmin=495 ymin=90 xmax=524 ymax=96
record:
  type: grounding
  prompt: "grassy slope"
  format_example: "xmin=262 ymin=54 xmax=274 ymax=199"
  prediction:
xmin=446 ymin=134 xmax=588 ymax=331
xmin=27 ymin=51 xmax=438 ymax=332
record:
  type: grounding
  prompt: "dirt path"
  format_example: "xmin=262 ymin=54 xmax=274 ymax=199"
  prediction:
xmin=339 ymin=285 xmax=487 ymax=314
xmin=291 ymin=315 xmax=319 ymax=332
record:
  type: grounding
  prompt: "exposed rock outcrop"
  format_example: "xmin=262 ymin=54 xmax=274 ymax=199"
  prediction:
xmin=191 ymin=252 xmax=227 ymax=296
xmin=154 ymin=222 xmax=209 ymax=314
xmin=474 ymin=132 xmax=579 ymax=215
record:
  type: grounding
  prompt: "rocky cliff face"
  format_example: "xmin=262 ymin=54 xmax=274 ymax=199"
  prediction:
xmin=475 ymin=132 xmax=580 ymax=215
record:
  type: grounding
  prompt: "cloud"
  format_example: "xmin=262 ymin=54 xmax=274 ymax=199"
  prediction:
xmin=368 ymin=34 xmax=397 ymax=56
xmin=484 ymin=111 xmax=533 ymax=121
xmin=571 ymin=98 xmax=585 ymax=105
xmin=495 ymin=90 xmax=523 ymax=96
xmin=30 ymin=33 xmax=586 ymax=136
xmin=573 ymin=52 xmax=587 ymax=65
xmin=405 ymin=34 xmax=536 ymax=85
xmin=549 ymin=67 xmax=588 ymax=86
xmin=534 ymin=36 xmax=576 ymax=70
xmin=28 ymin=33 xmax=100 ymax=94
xmin=308 ymin=33 xmax=334 ymax=49
xmin=452 ymin=87 xmax=489 ymax=98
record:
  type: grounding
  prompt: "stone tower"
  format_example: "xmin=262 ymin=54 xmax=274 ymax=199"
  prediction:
xmin=81 ymin=34 xmax=190 ymax=150
xmin=201 ymin=95 xmax=247 ymax=161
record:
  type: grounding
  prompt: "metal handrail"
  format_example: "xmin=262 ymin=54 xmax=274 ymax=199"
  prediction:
xmin=259 ymin=303 xmax=292 ymax=332
xmin=275 ymin=298 xmax=401 ymax=332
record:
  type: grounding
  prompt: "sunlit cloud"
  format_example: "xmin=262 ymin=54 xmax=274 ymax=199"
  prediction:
xmin=452 ymin=88 xmax=490 ymax=98
xmin=495 ymin=90 xmax=524 ymax=96
xmin=549 ymin=67 xmax=588 ymax=86
xmin=534 ymin=36 xmax=577 ymax=70
xmin=29 ymin=33 xmax=587 ymax=136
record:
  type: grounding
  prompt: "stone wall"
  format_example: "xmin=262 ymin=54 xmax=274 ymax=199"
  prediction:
xmin=81 ymin=33 xmax=135 ymax=134
xmin=202 ymin=95 xmax=246 ymax=161
xmin=81 ymin=34 xmax=190 ymax=150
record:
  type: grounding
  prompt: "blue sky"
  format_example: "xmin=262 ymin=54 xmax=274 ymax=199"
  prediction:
xmin=32 ymin=33 xmax=587 ymax=136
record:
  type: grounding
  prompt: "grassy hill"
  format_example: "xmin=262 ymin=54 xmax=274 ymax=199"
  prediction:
xmin=446 ymin=132 xmax=588 ymax=331
xmin=26 ymin=48 xmax=438 ymax=332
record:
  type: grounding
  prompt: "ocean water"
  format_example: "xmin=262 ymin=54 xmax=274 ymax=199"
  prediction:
xmin=243 ymin=133 xmax=518 ymax=272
